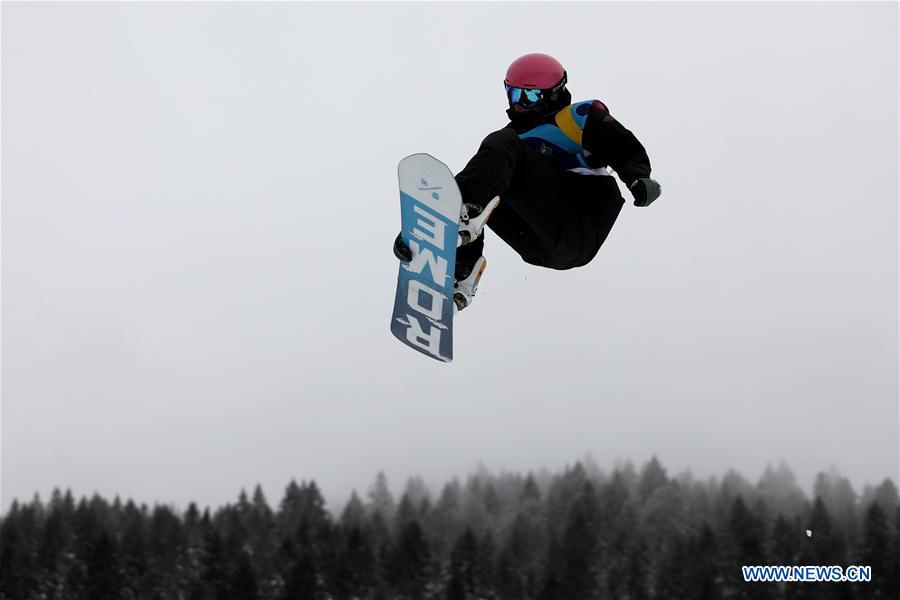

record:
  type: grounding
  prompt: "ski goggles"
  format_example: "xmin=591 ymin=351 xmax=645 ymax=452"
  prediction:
xmin=505 ymin=84 xmax=544 ymax=108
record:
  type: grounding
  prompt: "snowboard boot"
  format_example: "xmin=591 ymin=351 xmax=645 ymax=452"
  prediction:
xmin=453 ymin=255 xmax=487 ymax=313
xmin=457 ymin=196 xmax=500 ymax=247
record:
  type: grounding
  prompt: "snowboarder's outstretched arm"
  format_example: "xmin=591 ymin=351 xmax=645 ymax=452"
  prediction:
xmin=583 ymin=101 xmax=661 ymax=206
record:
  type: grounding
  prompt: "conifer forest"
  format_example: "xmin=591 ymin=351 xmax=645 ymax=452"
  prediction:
xmin=1 ymin=458 xmax=898 ymax=599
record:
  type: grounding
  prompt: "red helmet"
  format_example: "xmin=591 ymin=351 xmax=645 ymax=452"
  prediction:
xmin=504 ymin=53 xmax=567 ymax=111
xmin=505 ymin=53 xmax=566 ymax=89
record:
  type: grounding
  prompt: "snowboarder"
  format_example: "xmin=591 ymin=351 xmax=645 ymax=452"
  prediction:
xmin=393 ymin=53 xmax=662 ymax=311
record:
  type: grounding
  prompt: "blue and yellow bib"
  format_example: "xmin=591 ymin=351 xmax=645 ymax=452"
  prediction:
xmin=518 ymin=100 xmax=599 ymax=172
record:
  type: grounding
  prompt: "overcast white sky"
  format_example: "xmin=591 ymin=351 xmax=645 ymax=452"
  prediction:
xmin=2 ymin=1 xmax=898 ymax=513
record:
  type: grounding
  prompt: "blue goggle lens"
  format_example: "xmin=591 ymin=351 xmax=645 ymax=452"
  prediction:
xmin=505 ymin=84 xmax=543 ymax=107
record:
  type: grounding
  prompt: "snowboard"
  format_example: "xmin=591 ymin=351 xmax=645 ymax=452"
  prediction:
xmin=390 ymin=154 xmax=461 ymax=362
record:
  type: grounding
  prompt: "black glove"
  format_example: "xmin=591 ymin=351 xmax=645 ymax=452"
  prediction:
xmin=629 ymin=177 xmax=662 ymax=207
xmin=393 ymin=233 xmax=412 ymax=262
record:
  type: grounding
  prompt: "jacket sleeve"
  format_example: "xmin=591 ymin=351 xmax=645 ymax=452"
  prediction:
xmin=582 ymin=101 xmax=651 ymax=187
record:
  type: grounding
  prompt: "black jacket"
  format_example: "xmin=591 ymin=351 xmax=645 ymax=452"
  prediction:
xmin=506 ymin=92 xmax=652 ymax=187
xmin=454 ymin=93 xmax=653 ymax=270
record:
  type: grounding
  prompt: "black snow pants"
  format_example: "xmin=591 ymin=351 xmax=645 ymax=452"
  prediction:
xmin=454 ymin=127 xmax=625 ymax=275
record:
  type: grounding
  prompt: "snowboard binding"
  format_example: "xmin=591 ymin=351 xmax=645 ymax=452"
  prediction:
xmin=453 ymin=255 xmax=487 ymax=313
xmin=457 ymin=196 xmax=500 ymax=247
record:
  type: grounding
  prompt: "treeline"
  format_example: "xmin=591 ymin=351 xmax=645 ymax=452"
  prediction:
xmin=1 ymin=459 xmax=898 ymax=599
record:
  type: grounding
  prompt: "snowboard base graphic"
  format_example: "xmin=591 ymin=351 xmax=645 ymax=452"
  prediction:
xmin=390 ymin=154 xmax=462 ymax=362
